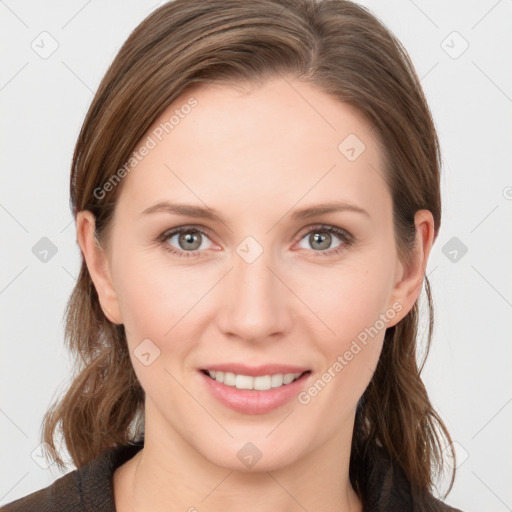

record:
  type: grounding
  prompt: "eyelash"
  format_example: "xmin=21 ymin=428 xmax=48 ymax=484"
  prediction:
xmin=157 ymin=224 xmax=353 ymax=259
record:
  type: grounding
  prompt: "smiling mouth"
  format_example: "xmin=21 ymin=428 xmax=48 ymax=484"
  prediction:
xmin=201 ymin=369 xmax=311 ymax=391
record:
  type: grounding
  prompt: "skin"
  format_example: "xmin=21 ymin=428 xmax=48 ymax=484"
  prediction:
xmin=76 ymin=77 xmax=434 ymax=512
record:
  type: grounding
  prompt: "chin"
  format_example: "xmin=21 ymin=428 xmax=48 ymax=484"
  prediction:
xmin=196 ymin=434 xmax=304 ymax=473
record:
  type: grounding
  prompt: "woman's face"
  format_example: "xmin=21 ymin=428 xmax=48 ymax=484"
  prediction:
xmin=80 ymin=77 xmax=430 ymax=472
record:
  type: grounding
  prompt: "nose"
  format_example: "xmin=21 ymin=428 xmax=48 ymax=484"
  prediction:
xmin=216 ymin=243 xmax=292 ymax=343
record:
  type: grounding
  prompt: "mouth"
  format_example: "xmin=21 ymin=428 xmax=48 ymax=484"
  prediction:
xmin=200 ymin=369 xmax=311 ymax=391
xmin=198 ymin=366 xmax=312 ymax=415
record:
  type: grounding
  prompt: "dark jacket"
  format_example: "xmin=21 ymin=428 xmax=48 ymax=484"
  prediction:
xmin=0 ymin=440 xmax=463 ymax=511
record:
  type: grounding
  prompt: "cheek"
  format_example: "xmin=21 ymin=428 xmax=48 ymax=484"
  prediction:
xmin=114 ymin=249 xmax=206 ymax=335
xmin=296 ymin=256 xmax=394 ymax=341
xmin=298 ymin=270 xmax=388 ymax=426
xmin=113 ymin=258 xmax=199 ymax=399
xmin=296 ymin=255 xmax=393 ymax=403
xmin=112 ymin=250 xmax=227 ymax=384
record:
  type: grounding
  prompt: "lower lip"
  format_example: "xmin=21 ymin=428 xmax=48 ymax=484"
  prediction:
xmin=199 ymin=370 xmax=311 ymax=415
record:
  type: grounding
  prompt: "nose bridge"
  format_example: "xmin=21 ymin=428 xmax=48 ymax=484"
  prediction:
xmin=217 ymin=235 xmax=289 ymax=340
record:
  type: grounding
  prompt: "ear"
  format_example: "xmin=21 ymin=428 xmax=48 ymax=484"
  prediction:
xmin=386 ymin=209 xmax=435 ymax=328
xmin=75 ymin=210 xmax=123 ymax=325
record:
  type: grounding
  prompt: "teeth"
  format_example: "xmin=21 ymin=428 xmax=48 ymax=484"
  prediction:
xmin=207 ymin=370 xmax=303 ymax=390
xmin=236 ymin=374 xmax=254 ymax=390
xmin=223 ymin=372 xmax=235 ymax=386
xmin=253 ymin=375 xmax=272 ymax=391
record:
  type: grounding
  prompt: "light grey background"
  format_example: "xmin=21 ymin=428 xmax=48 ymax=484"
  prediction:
xmin=1 ymin=1 xmax=511 ymax=510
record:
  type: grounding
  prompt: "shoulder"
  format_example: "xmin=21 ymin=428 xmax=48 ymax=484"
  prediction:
xmin=430 ymin=499 xmax=463 ymax=512
xmin=0 ymin=441 xmax=144 ymax=512
xmin=420 ymin=493 xmax=464 ymax=512
xmin=357 ymin=444 xmax=465 ymax=512
xmin=0 ymin=469 xmax=81 ymax=512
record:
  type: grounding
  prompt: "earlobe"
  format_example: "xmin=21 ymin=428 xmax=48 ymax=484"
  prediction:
xmin=75 ymin=210 xmax=123 ymax=325
xmin=386 ymin=210 xmax=435 ymax=328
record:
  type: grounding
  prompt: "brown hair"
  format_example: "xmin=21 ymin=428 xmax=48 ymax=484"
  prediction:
xmin=41 ymin=0 xmax=456 ymax=504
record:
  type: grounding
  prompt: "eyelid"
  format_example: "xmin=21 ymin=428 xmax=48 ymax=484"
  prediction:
xmin=294 ymin=223 xmax=353 ymax=242
xmin=159 ymin=223 xmax=352 ymax=242
xmin=158 ymin=224 xmax=215 ymax=240
xmin=158 ymin=223 xmax=354 ymax=258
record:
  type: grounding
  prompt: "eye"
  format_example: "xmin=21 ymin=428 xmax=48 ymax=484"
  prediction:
xmin=158 ymin=226 xmax=214 ymax=258
xmin=157 ymin=224 xmax=353 ymax=259
xmin=296 ymin=224 xmax=353 ymax=257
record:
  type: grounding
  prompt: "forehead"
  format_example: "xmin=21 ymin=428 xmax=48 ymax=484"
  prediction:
xmin=116 ymin=77 xmax=390 ymax=223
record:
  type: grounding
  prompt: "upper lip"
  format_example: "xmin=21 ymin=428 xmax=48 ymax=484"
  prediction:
xmin=201 ymin=363 xmax=310 ymax=377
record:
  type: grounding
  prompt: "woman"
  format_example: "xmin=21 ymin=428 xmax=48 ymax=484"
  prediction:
xmin=1 ymin=0 xmax=464 ymax=510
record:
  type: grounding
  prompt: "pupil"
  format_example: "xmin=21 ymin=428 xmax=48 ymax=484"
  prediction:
xmin=311 ymin=232 xmax=330 ymax=250
xmin=180 ymin=231 xmax=201 ymax=250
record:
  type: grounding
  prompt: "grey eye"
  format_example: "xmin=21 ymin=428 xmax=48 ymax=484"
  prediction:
xmin=165 ymin=229 xmax=213 ymax=252
xmin=298 ymin=230 xmax=343 ymax=252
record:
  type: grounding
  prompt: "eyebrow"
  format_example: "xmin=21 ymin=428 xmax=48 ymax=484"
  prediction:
xmin=140 ymin=200 xmax=370 ymax=225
